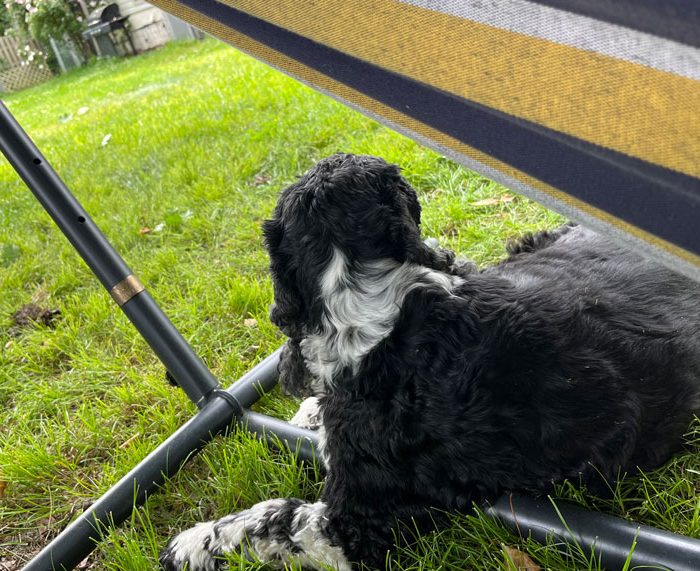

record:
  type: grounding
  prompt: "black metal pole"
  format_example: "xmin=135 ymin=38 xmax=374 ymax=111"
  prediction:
xmin=0 ymin=100 xmax=219 ymax=408
xmin=0 ymin=99 xmax=319 ymax=570
xmin=20 ymin=349 xmax=319 ymax=571
xmin=487 ymin=494 xmax=700 ymax=571
xmin=21 ymin=395 xmax=236 ymax=571
xmin=244 ymin=410 xmax=317 ymax=463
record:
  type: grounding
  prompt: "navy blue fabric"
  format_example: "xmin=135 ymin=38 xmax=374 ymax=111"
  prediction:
xmin=178 ymin=0 xmax=700 ymax=257
xmin=529 ymin=0 xmax=700 ymax=48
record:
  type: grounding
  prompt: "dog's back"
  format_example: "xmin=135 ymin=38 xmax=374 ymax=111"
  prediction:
xmin=476 ymin=224 xmax=700 ymax=476
xmin=489 ymin=224 xmax=700 ymax=348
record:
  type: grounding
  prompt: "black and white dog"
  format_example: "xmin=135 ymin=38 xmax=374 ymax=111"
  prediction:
xmin=161 ymin=153 xmax=700 ymax=570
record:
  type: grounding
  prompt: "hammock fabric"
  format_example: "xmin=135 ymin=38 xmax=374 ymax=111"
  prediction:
xmin=150 ymin=0 xmax=700 ymax=280
xmin=5 ymin=2 xmax=700 ymax=570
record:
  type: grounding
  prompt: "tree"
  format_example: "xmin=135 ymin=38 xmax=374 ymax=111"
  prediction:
xmin=5 ymin=0 xmax=85 ymax=45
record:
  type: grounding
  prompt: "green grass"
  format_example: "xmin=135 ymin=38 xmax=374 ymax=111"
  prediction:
xmin=0 ymin=38 xmax=698 ymax=570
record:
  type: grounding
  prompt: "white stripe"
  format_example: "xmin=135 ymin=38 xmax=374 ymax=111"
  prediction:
xmin=400 ymin=0 xmax=700 ymax=81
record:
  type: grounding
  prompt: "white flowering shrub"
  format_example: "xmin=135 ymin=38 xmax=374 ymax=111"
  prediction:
xmin=3 ymin=0 xmax=98 ymax=71
xmin=4 ymin=0 xmax=87 ymax=45
xmin=17 ymin=41 xmax=47 ymax=68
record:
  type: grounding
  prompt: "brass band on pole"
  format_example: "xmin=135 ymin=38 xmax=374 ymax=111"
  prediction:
xmin=110 ymin=275 xmax=145 ymax=306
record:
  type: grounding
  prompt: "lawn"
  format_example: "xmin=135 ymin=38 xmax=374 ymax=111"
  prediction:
xmin=1 ymin=38 xmax=699 ymax=570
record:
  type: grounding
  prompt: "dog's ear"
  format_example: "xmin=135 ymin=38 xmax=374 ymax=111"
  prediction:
xmin=398 ymin=176 xmax=422 ymax=227
xmin=262 ymin=218 xmax=306 ymax=337
xmin=277 ymin=339 xmax=314 ymax=397
xmin=386 ymin=175 xmax=456 ymax=272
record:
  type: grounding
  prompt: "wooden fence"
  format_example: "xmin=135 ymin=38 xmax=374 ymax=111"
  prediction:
xmin=0 ymin=36 xmax=53 ymax=92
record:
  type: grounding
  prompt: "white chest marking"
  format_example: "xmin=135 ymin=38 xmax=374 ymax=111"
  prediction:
xmin=301 ymin=248 xmax=461 ymax=389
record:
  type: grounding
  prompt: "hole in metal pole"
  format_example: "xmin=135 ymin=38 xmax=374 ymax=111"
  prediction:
xmin=33 ymin=158 xmax=41 ymax=164
xmin=77 ymin=216 xmax=86 ymax=223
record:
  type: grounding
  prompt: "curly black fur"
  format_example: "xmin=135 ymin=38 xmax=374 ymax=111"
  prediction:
xmin=266 ymin=153 xmax=700 ymax=563
xmin=161 ymin=153 xmax=700 ymax=571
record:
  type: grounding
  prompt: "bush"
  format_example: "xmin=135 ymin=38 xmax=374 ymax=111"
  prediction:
xmin=28 ymin=0 xmax=83 ymax=45
xmin=3 ymin=0 xmax=85 ymax=45
xmin=0 ymin=5 xmax=13 ymax=35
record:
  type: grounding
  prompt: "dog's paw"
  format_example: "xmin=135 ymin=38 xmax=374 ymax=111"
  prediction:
xmin=424 ymin=237 xmax=476 ymax=276
xmin=289 ymin=396 xmax=322 ymax=430
xmin=159 ymin=521 xmax=223 ymax=571
xmin=450 ymin=257 xmax=477 ymax=275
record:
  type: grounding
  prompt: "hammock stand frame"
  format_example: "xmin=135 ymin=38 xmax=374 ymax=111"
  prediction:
xmin=2 ymin=1 xmax=700 ymax=568
xmin=3 ymin=96 xmax=700 ymax=571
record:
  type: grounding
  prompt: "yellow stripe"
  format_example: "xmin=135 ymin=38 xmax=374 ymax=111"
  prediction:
xmin=148 ymin=0 xmax=700 ymax=271
xmin=220 ymin=0 xmax=700 ymax=179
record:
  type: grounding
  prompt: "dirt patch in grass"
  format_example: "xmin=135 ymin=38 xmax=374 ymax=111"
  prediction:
xmin=1 ymin=517 xmax=99 ymax=571
xmin=8 ymin=303 xmax=61 ymax=336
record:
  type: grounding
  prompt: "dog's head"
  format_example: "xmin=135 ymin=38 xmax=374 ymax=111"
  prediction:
xmin=263 ymin=153 xmax=452 ymax=337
